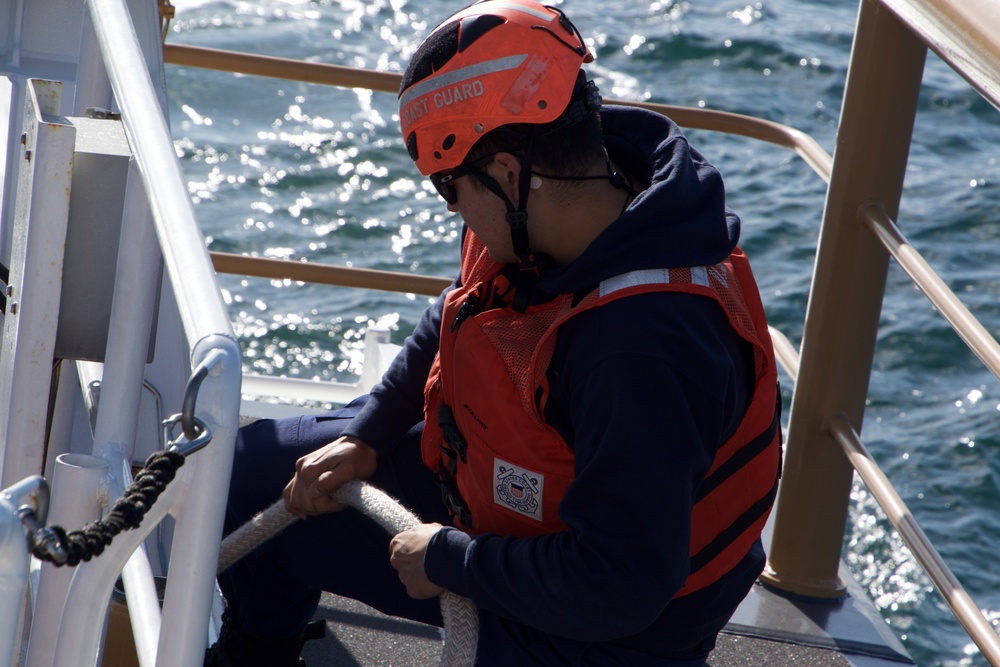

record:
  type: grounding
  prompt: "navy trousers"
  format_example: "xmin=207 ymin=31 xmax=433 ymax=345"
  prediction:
xmin=218 ymin=397 xmax=450 ymax=640
xmin=218 ymin=396 xmax=709 ymax=667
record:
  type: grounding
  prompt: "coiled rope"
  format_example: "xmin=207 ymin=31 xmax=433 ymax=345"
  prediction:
xmin=218 ymin=480 xmax=479 ymax=667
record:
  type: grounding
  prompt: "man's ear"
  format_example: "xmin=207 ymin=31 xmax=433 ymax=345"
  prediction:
xmin=490 ymin=152 xmax=523 ymax=194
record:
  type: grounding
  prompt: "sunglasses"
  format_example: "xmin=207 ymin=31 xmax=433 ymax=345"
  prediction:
xmin=428 ymin=154 xmax=497 ymax=205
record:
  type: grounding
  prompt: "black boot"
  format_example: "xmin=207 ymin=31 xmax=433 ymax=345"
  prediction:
xmin=204 ymin=613 xmax=326 ymax=667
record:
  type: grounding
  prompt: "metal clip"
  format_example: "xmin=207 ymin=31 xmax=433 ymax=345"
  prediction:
xmin=3 ymin=475 xmax=67 ymax=563
xmin=181 ymin=349 xmax=225 ymax=440
xmin=163 ymin=413 xmax=212 ymax=457
xmin=18 ymin=507 xmax=67 ymax=564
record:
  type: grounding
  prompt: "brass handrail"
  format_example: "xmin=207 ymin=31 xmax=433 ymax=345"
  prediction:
xmin=827 ymin=413 xmax=1000 ymax=664
xmin=210 ymin=252 xmax=451 ymax=297
xmin=860 ymin=203 xmax=1000 ymax=380
xmin=774 ymin=334 xmax=1000 ymax=664
xmin=162 ymin=44 xmax=402 ymax=95
xmin=162 ymin=43 xmax=833 ymax=183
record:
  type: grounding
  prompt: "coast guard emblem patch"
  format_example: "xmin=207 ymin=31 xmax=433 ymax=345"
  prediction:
xmin=493 ymin=458 xmax=543 ymax=521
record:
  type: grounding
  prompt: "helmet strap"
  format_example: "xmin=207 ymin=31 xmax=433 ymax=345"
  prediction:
xmin=467 ymin=138 xmax=540 ymax=312
xmin=510 ymin=137 xmax=539 ymax=312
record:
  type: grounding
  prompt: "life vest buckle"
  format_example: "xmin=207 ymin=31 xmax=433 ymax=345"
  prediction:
xmin=433 ymin=465 xmax=473 ymax=527
xmin=438 ymin=403 xmax=468 ymax=463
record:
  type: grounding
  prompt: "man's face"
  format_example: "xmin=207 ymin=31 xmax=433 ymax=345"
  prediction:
xmin=436 ymin=154 xmax=523 ymax=264
xmin=446 ymin=174 xmax=518 ymax=264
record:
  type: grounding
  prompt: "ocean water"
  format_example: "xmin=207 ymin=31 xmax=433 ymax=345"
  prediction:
xmin=163 ymin=0 xmax=1000 ymax=664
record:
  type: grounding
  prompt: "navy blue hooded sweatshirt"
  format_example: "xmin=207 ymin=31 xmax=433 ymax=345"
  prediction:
xmin=344 ymin=105 xmax=767 ymax=662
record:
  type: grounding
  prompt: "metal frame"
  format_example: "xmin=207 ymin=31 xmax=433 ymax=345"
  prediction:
xmin=763 ymin=0 xmax=1000 ymax=659
xmin=66 ymin=0 xmax=241 ymax=664
xmin=761 ymin=0 xmax=928 ymax=599
xmin=0 ymin=0 xmax=242 ymax=664
xmin=0 ymin=80 xmax=76 ymax=492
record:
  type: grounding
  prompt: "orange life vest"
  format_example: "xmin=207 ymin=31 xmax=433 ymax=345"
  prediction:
xmin=421 ymin=231 xmax=781 ymax=596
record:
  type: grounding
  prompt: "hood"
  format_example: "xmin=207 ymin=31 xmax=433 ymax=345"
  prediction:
xmin=537 ymin=104 xmax=740 ymax=295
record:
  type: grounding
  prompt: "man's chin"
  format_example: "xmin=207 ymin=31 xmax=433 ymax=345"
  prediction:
xmin=486 ymin=249 xmax=517 ymax=264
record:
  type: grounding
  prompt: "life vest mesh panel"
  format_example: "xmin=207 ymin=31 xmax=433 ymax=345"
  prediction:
xmin=463 ymin=233 xmax=563 ymax=429
xmin=478 ymin=307 xmax=564 ymax=429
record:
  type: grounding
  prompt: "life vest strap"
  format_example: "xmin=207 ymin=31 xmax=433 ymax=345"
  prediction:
xmin=695 ymin=388 xmax=781 ymax=503
xmin=689 ymin=477 xmax=778 ymax=575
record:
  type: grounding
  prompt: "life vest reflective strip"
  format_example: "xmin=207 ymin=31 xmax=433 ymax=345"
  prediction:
xmin=421 ymin=231 xmax=781 ymax=597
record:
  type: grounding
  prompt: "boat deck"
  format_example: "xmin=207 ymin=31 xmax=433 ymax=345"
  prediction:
xmin=300 ymin=566 xmax=914 ymax=667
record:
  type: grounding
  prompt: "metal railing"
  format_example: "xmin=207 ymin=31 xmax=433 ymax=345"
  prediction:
xmin=762 ymin=0 xmax=1000 ymax=662
xmin=163 ymin=0 xmax=1000 ymax=660
xmin=210 ymin=251 xmax=451 ymax=297
xmin=9 ymin=0 xmax=243 ymax=665
xmin=77 ymin=0 xmax=242 ymax=663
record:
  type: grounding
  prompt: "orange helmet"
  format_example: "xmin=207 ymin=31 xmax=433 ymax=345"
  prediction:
xmin=398 ymin=0 xmax=595 ymax=176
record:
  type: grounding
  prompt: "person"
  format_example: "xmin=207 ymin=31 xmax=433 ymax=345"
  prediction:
xmin=205 ymin=0 xmax=782 ymax=665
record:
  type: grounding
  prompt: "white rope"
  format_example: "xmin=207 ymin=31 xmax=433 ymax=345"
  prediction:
xmin=218 ymin=480 xmax=479 ymax=667
xmin=216 ymin=500 xmax=296 ymax=573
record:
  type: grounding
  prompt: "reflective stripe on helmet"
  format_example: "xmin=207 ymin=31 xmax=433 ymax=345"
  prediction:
xmin=457 ymin=1 xmax=557 ymax=22
xmin=398 ymin=54 xmax=527 ymax=128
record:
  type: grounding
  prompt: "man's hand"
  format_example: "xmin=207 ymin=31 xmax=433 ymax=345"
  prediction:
xmin=389 ymin=523 xmax=447 ymax=599
xmin=283 ymin=435 xmax=378 ymax=518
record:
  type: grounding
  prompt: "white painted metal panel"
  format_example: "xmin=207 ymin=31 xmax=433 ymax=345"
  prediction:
xmin=0 ymin=79 xmax=75 ymax=489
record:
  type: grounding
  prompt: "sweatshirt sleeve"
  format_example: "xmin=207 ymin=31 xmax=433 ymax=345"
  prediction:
xmin=423 ymin=292 xmax=751 ymax=641
xmin=343 ymin=277 xmax=456 ymax=457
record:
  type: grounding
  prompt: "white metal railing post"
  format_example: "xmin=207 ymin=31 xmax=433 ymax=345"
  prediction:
xmin=71 ymin=0 xmax=244 ymax=664
xmin=0 ymin=476 xmax=45 ymax=667
xmin=154 ymin=339 xmax=240 ymax=667
xmin=88 ymin=157 xmax=166 ymax=667
xmin=0 ymin=497 xmax=27 ymax=667
xmin=47 ymin=340 xmax=240 ymax=667
xmin=53 ymin=464 xmax=188 ymax=667
xmin=73 ymin=4 xmax=113 ymax=116
xmin=24 ymin=454 xmax=108 ymax=667
xmin=86 ymin=0 xmax=233 ymax=341
xmin=0 ymin=80 xmax=75 ymax=491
